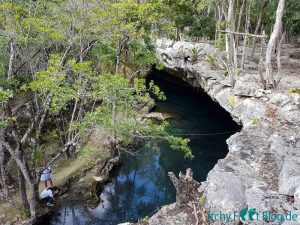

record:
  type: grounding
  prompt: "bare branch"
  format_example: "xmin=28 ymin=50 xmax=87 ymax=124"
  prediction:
xmin=221 ymin=30 xmax=268 ymax=38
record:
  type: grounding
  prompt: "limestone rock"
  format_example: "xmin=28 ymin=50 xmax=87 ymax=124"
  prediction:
xmin=245 ymin=187 xmax=268 ymax=212
xmin=233 ymin=74 xmax=261 ymax=97
xmin=148 ymin=203 xmax=194 ymax=225
xmin=205 ymin=170 xmax=246 ymax=225
xmin=282 ymin=222 xmax=300 ymax=225
xmin=268 ymin=93 xmax=291 ymax=107
xmin=278 ymin=103 xmax=300 ymax=124
xmin=233 ymin=98 xmax=266 ymax=124
xmin=294 ymin=186 xmax=300 ymax=209
xmin=128 ymin=38 xmax=300 ymax=225
xmin=279 ymin=158 xmax=300 ymax=195
xmin=144 ymin=112 xmax=165 ymax=121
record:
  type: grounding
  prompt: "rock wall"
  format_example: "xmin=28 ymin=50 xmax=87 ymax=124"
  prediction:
xmin=137 ymin=39 xmax=300 ymax=225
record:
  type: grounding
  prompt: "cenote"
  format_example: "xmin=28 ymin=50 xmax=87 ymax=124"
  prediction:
xmin=45 ymin=71 xmax=240 ymax=225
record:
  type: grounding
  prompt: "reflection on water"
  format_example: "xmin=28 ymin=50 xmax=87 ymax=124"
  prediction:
xmin=47 ymin=73 xmax=240 ymax=225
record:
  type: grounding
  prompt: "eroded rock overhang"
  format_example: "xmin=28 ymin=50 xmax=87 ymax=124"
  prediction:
xmin=154 ymin=38 xmax=300 ymax=224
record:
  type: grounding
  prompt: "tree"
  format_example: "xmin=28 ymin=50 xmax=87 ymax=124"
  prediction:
xmin=161 ymin=0 xmax=197 ymax=41
xmin=265 ymin=0 xmax=286 ymax=88
xmin=241 ymin=0 xmax=253 ymax=69
xmin=251 ymin=0 xmax=269 ymax=60
xmin=0 ymin=0 xmax=193 ymax=221
xmin=80 ymin=73 xmax=192 ymax=158
xmin=226 ymin=0 xmax=236 ymax=86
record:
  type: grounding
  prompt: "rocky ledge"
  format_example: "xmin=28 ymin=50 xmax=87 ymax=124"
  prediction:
xmin=124 ymin=39 xmax=300 ymax=225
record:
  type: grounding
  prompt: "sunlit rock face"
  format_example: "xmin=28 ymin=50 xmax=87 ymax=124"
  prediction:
xmin=140 ymin=38 xmax=300 ymax=225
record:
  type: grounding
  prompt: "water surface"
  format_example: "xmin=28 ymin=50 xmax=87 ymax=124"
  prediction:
xmin=47 ymin=72 xmax=239 ymax=225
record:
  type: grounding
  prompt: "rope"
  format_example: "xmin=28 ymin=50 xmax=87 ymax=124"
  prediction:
xmin=171 ymin=130 xmax=239 ymax=136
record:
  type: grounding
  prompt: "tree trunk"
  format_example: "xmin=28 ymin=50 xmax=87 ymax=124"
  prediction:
xmin=251 ymin=0 xmax=269 ymax=60
xmin=251 ymin=12 xmax=262 ymax=59
xmin=7 ymin=41 xmax=15 ymax=79
xmin=175 ymin=25 xmax=180 ymax=41
xmin=0 ymin=140 xmax=38 ymax=221
xmin=241 ymin=0 xmax=252 ymax=69
xmin=0 ymin=143 xmax=13 ymax=205
xmin=236 ymin=0 xmax=246 ymax=46
xmin=215 ymin=5 xmax=223 ymax=44
xmin=226 ymin=0 xmax=236 ymax=86
xmin=168 ymin=169 xmax=201 ymax=206
xmin=277 ymin=30 xmax=285 ymax=76
xmin=112 ymin=101 xmax=117 ymax=155
xmin=259 ymin=31 xmax=267 ymax=89
xmin=18 ymin=168 xmax=30 ymax=211
xmin=265 ymin=0 xmax=286 ymax=88
xmin=115 ymin=40 xmax=121 ymax=74
xmin=236 ymin=0 xmax=245 ymax=33
xmin=28 ymin=183 xmax=39 ymax=223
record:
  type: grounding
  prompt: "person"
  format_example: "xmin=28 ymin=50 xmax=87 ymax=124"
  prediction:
xmin=40 ymin=187 xmax=57 ymax=207
xmin=41 ymin=166 xmax=53 ymax=188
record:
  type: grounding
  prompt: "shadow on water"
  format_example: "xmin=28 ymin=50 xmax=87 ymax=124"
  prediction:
xmin=42 ymin=71 xmax=240 ymax=225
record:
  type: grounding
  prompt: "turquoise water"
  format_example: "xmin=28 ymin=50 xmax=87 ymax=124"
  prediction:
xmin=45 ymin=72 xmax=239 ymax=225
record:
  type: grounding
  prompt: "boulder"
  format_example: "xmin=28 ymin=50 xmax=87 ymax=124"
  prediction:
xmin=147 ymin=203 xmax=193 ymax=225
xmin=233 ymin=74 xmax=262 ymax=97
xmin=233 ymin=98 xmax=266 ymax=124
xmin=278 ymin=103 xmax=300 ymax=124
xmin=144 ymin=112 xmax=165 ymax=121
xmin=279 ymin=158 xmax=300 ymax=195
xmin=205 ymin=170 xmax=246 ymax=225
xmin=245 ymin=187 xmax=268 ymax=212
xmin=268 ymin=93 xmax=291 ymax=107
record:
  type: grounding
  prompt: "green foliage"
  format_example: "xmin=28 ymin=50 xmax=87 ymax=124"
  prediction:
xmin=20 ymin=208 xmax=30 ymax=219
xmin=80 ymin=73 xmax=191 ymax=157
xmin=0 ymin=37 xmax=8 ymax=78
xmin=206 ymin=54 xmax=218 ymax=69
xmin=108 ymin=0 xmax=165 ymax=38
xmin=0 ymin=118 xmax=9 ymax=129
xmin=236 ymin=69 xmax=242 ymax=77
xmin=0 ymin=88 xmax=14 ymax=129
xmin=227 ymin=92 xmax=237 ymax=108
xmin=258 ymin=0 xmax=300 ymax=36
xmin=142 ymin=216 xmax=150 ymax=222
xmin=215 ymin=33 xmax=226 ymax=51
xmin=289 ymin=88 xmax=300 ymax=95
xmin=149 ymin=80 xmax=166 ymax=101
xmin=76 ymin=146 xmax=107 ymax=164
xmin=187 ymin=47 xmax=204 ymax=63
xmin=162 ymin=0 xmax=197 ymax=36
xmin=198 ymin=195 xmax=206 ymax=207
xmin=22 ymin=54 xmax=74 ymax=113
xmin=0 ymin=89 xmax=13 ymax=103
xmin=284 ymin=0 xmax=300 ymax=35
xmin=33 ymin=145 xmax=45 ymax=163
xmin=251 ymin=118 xmax=260 ymax=125
xmin=165 ymin=135 xmax=192 ymax=158
xmin=23 ymin=54 xmax=95 ymax=114
xmin=91 ymin=43 xmax=117 ymax=73
xmin=0 ymin=74 xmax=20 ymax=90
xmin=155 ymin=62 xmax=165 ymax=71
xmin=188 ymin=15 xmax=216 ymax=39
xmin=127 ymin=39 xmax=160 ymax=71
